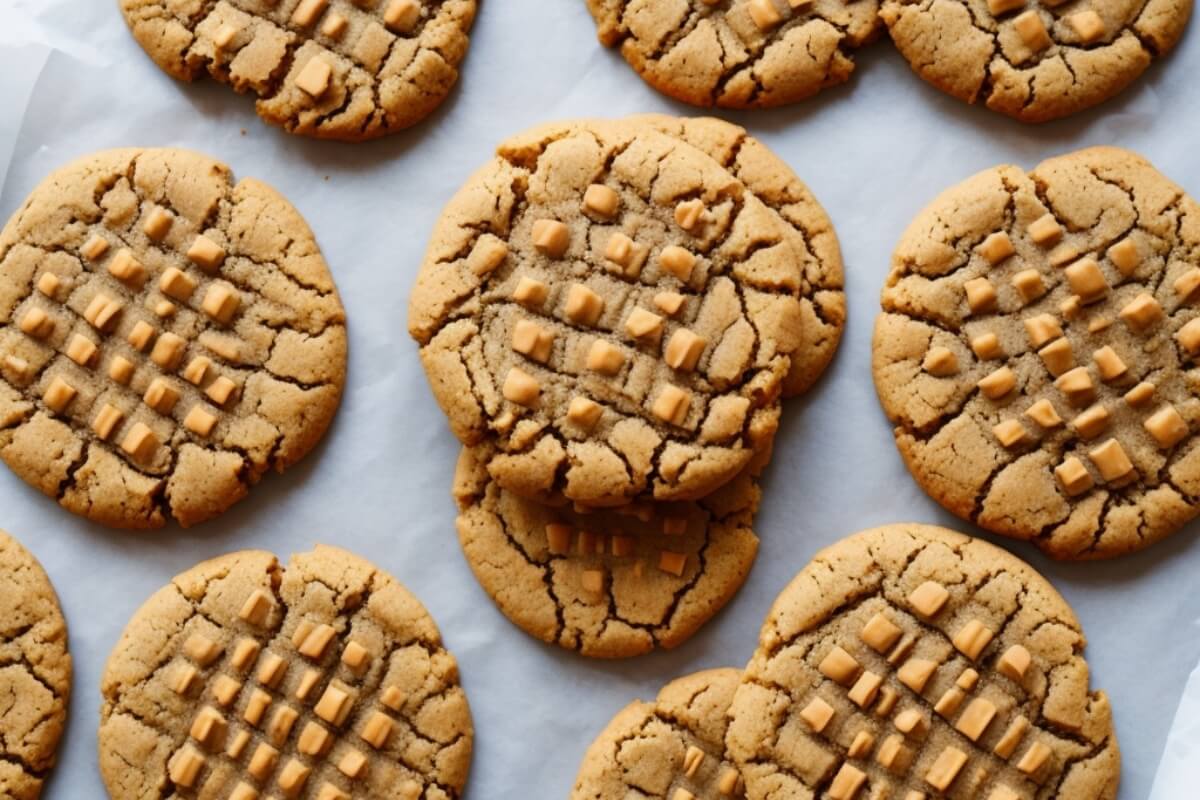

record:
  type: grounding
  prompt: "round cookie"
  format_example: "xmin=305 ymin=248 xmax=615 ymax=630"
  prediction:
xmin=881 ymin=0 xmax=1192 ymax=122
xmin=571 ymin=668 xmax=746 ymax=799
xmin=99 ymin=545 xmax=473 ymax=800
xmin=727 ymin=524 xmax=1120 ymax=800
xmin=629 ymin=114 xmax=846 ymax=396
xmin=0 ymin=148 xmax=347 ymax=529
xmin=119 ymin=0 xmax=477 ymax=141
xmin=453 ymin=444 xmax=760 ymax=658
xmin=585 ymin=0 xmax=882 ymax=110
xmin=409 ymin=119 xmax=805 ymax=508
xmin=874 ymin=147 xmax=1200 ymax=559
xmin=0 ymin=529 xmax=71 ymax=800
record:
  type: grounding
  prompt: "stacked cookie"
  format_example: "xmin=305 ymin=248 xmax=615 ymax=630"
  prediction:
xmin=409 ymin=116 xmax=846 ymax=657
xmin=569 ymin=524 xmax=1120 ymax=799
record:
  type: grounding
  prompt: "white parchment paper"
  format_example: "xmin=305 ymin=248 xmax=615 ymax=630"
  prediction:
xmin=0 ymin=1 xmax=1198 ymax=796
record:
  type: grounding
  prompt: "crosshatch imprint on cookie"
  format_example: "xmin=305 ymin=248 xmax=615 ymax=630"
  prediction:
xmin=0 ymin=149 xmax=346 ymax=528
xmin=453 ymin=444 xmax=760 ymax=658
xmin=880 ymin=0 xmax=1191 ymax=121
xmin=585 ymin=0 xmax=882 ymax=110
xmin=101 ymin=548 xmax=472 ymax=800
xmin=119 ymin=0 xmax=476 ymax=140
xmin=873 ymin=148 xmax=1200 ymax=558
xmin=729 ymin=526 xmax=1118 ymax=800
xmin=411 ymin=122 xmax=807 ymax=508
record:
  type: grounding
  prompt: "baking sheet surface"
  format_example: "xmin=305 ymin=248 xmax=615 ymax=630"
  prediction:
xmin=1 ymin=1 xmax=1199 ymax=796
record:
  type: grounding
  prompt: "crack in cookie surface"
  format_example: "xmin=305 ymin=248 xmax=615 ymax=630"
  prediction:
xmin=872 ymin=146 xmax=1200 ymax=559
xmin=880 ymin=0 xmax=1193 ymax=121
xmin=585 ymin=0 xmax=882 ymax=109
xmin=727 ymin=524 xmax=1119 ymax=800
xmin=119 ymin=0 xmax=477 ymax=141
xmin=0 ymin=148 xmax=347 ymax=529
xmin=98 ymin=545 xmax=473 ymax=800
xmin=572 ymin=668 xmax=747 ymax=799
xmin=409 ymin=120 xmax=806 ymax=508
xmin=0 ymin=530 xmax=71 ymax=800
xmin=452 ymin=443 xmax=759 ymax=658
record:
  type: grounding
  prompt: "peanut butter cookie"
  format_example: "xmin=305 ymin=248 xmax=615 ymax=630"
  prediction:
xmin=585 ymin=0 xmax=881 ymax=110
xmin=0 ymin=529 xmax=71 ymax=800
xmin=99 ymin=545 xmax=473 ymax=800
xmin=727 ymin=524 xmax=1119 ymax=800
xmin=630 ymin=114 xmax=845 ymax=396
xmin=882 ymin=0 xmax=1192 ymax=122
xmin=409 ymin=120 xmax=806 ymax=508
xmin=874 ymin=147 xmax=1200 ymax=558
xmin=118 ymin=0 xmax=477 ymax=141
xmin=0 ymin=148 xmax=346 ymax=528
xmin=453 ymin=443 xmax=759 ymax=658
xmin=571 ymin=668 xmax=746 ymax=799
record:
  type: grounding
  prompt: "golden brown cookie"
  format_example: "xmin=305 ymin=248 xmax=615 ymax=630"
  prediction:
xmin=585 ymin=0 xmax=882 ymax=110
xmin=0 ymin=148 xmax=346 ymax=529
xmin=453 ymin=444 xmax=759 ymax=658
xmin=0 ymin=529 xmax=71 ymax=800
xmin=571 ymin=668 xmax=746 ymax=799
xmin=882 ymin=0 xmax=1193 ymax=122
xmin=874 ymin=146 xmax=1200 ymax=559
xmin=118 ymin=0 xmax=477 ymax=141
xmin=409 ymin=119 xmax=806 ymax=508
xmin=727 ymin=524 xmax=1120 ymax=800
xmin=98 ymin=545 xmax=473 ymax=800
xmin=630 ymin=115 xmax=845 ymax=396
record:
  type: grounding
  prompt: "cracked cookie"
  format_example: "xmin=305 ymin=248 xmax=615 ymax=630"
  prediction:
xmin=119 ymin=0 xmax=477 ymax=141
xmin=571 ymin=668 xmax=746 ymax=799
xmin=727 ymin=523 xmax=1119 ymax=800
xmin=99 ymin=545 xmax=473 ymax=800
xmin=0 ymin=529 xmax=71 ymax=800
xmin=873 ymin=147 xmax=1200 ymax=559
xmin=881 ymin=0 xmax=1193 ymax=121
xmin=453 ymin=443 xmax=759 ymax=658
xmin=0 ymin=148 xmax=347 ymax=529
xmin=629 ymin=114 xmax=846 ymax=397
xmin=585 ymin=0 xmax=882 ymax=110
xmin=409 ymin=119 xmax=806 ymax=508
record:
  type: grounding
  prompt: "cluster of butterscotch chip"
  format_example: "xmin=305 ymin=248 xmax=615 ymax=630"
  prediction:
xmin=874 ymin=147 xmax=1200 ymax=558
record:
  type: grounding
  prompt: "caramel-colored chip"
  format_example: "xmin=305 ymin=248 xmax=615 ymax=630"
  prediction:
xmin=664 ymin=328 xmax=706 ymax=372
xmin=189 ymin=705 xmax=226 ymax=745
xmin=160 ymin=266 xmax=198 ymax=301
xmin=977 ymin=231 xmax=1015 ymax=264
xmin=952 ymin=619 xmax=994 ymax=660
xmin=964 ymin=277 xmax=998 ymax=314
xmin=277 ymin=757 xmax=311 ymax=795
xmin=109 ymin=248 xmax=146 ymax=284
xmin=144 ymin=206 xmax=173 ymax=240
xmin=1107 ymin=237 xmax=1139 ymax=274
xmin=674 ymin=199 xmax=705 ymax=232
xmin=19 ymin=306 xmax=53 ymax=338
xmin=1023 ymin=313 xmax=1062 ymax=348
xmin=81 ymin=234 xmax=110 ymax=261
xmin=625 ymin=308 xmax=663 ymax=340
xmin=1175 ymin=268 xmax=1200 ymax=302
xmin=848 ymin=671 xmax=883 ymax=708
xmin=144 ymin=378 xmax=181 ymax=415
xmin=211 ymin=674 xmax=242 ymax=707
xmin=1119 ymin=292 xmax=1164 ymax=332
xmin=1013 ymin=9 xmax=1051 ymax=50
xmin=243 ymin=688 xmax=272 ymax=726
xmin=511 ymin=319 xmax=554 ymax=364
xmin=361 ymin=710 xmax=394 ymax=749
xmin=66 ymin=333 xmax=99 ymax=367
xmin=187 ymin=234 xmax=225 ymax=270
xmin=747 ymin=0 xmax=783 ymax=29
xmin=168 ymin=745 xmax=206 ymax=787
xmin=206 ymin=375 xmax=238 ymax=406
xmin=955 ymin=698 xmax=997 ymax=741
xmin=567 ymin=396 xmax=603 ymax=430
xmin=109 ymin=355 xmax=135 ymax=385
xmin=1125 ymin=381 xmax=1155 ymax=407
xmin=970 ymin=332 xmax=1003 ymax=360
xmin=1070 ymin=404 xmax=1110 ymax=439
xmin=36 ymin=272 xmax=60 ymax=298
xmin=532 ymin=219 xmax=570 ymax=258
xmin=1024 ymin=398 xmax=1062 ymax=429
xmin=1089 ymin=438 xmax=1135 ymax=483
xmin=992 ymin=419 xmax=1029 ymax=448
xmin=997 ymin=644 xmax=1032 ymax=682
xmin=230 ymin=638 xmax=260 ymax=672
xmin=876 ymin=734 xmax=914 ymax=773
xmin=1068 ymin=8 xmax=1105 ymax=41
xmin=295 ymin=56 xmax=332 ymax=97
xmin=605 ymin=232 xmax=640 ymax=274
xmin=1055 ymin=366 xmax=1095 ymax=407
xmin=564 ymin=283 xmax=604 ymax=325
xmin=651 ymin=384 xmax=691 ymax=425
xmin=978 ymin=366 xmax=1016 ymax=400
xmin=321 ymin=12 xmax=347 ymax=38
xmin=860 ymin=613 xmax=903 ymax=653
xmin=502 ymin=367 xmax=540 ymax=407
xmin=1178 ymin=318 xmax=1200 ymax=355
xmin=994 ymin=716 xmax=1030 ymax=759
xmin=1055 ymin=456 xmax=1094 ymax=496
xmin=290 ymin=0 xmax=327 ymax=27
xmin=957 ymin=668 xmax=980 ymax=690
xmin=893 ymin=708 xmax=928 ymax=738
xmin=183 ymin=356 xmax=211 ymax=386
xmin=897 ymin=658 xmax=938 ymax=693
xmin=908 ymin=580 xmax=949 ymax=617
xmin=256 ymin=653 xmax=286 ymax=688
xmin=172 ymin=663 xmax=199 ymax=695
xmin=658 ymin=550 xmax=688 ymax=576
xmin=922 ymin=346 xmax=957 ymax=376
xmin=201 ymin=283 xmax=240 ymax=324
xmin=1016 ymin=741 xmax=1052 ymax=775
xmin=847 ymin=729 xmax=875 ymax=759
xmin=121 ymin=422 xmax=159 ymax=461
xmin=654 ymin=291 xmax=686 ymax=316
xmin=586 ymin=339 xmax=625 ymax=375
xmin=1064 ymin=257 xmax=1108 ymax=303
xmin=150 ymin=331 xmax=187 ymax=370
xmin=583 ymin=184 xmax=620 ymax=219
xmin=384 ymin=0 xmax=420 ymax=32
xmin=1011 ymin=269 xmax=1045 ymax=303
xmin=92 ymin=403 xmax=125 ymax=441
xmin=1092 ymin=346 xmax=1126 ymax=381
xmin=800 ymin=696 xmax=835 ymax=733
xmin=660 ymin=245 xmax=697 ymax=281
xmin=581 ymin=569 xmax=604 ymax=594
xmin=268 ymin=704 xmax=300 ymax=746
xmin=1027 ymin=213 xmax=1061 ymax=244
xmin=933 ymin=687 xmax=965 ymax=718
xmin=828 ymin=763 xmax=867 ymax=800
xmin=338 ymin=749 xmax=367 ymax=778
xmin=1145 ymin=405 xmax=1189 ymax=449
xmin=184 ymin=405 xmax=218 ymax=437
xmin=925 ymin=746 xmax=968 ymax=791
xmin=819 ymin=646 xmax=861 ymax=686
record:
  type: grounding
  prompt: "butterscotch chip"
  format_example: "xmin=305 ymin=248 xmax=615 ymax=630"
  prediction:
xmin=625 ymin=308 xmax=664 ymax=340
xmin=897 ymin=658 xmax=937 ymax=693
xmin=1145 ymin=405 xmax=1189 ymax=448
xmin=963 ymin=277 xmax=997 ymax=314
xmin=317 ymin=783 xmax=350 ymax=800
xmin=206 ymin=375 xmax=238 ymax=406
xmin=583 ymin=184 xmax=620 ymax=219
xmin=532 ymin=219 xmax=570 ymax=258
xmin=1119 ymin=293 xmax=1163 ymax=331
xmin=125 ymin=320 xmax=155 ymax=352
xmin=800 ymin=696 xmax=835 ymax=732
xmin=243 ymin=688 xmax=272 ymax=726
xmin=321 ymin=12 xmax=348 ymax=38
xmin=144 ymin=206 xmax=173 ymax=240
xmin=674 ymin=199 xmax=706 ymax=232
xmin=1092 ymin=346 xmax=1126 ymax=381
xmin=978 ymin=366 xmax=1015 ymax=400
xmin=1087 ymin=316 xmax=1111 ymax=333
xmin=65 ymin=333 xmax=98 ymax=367
xmin=81 ymin=234 xmax=110 ymax=261
xmin=341 ymin=640 xmax=370 ymax=672
xmin=970 ymin=332 xmax=1003 ymax=359
xmin=20 ymin=306 xmax=53 ymax=338
xmin=955 ymin=698 xmax=997 ymax=741
xmin=294 ymin=55 xmax=332 ymax=98
xmin=384 ymin=0 xmax=421 ymax=32
xmin=664 ymin=328 xmax=706 ymax=372
xmin=994 ymin=715 xmax=1030 ymax=759
xmin=189 ymin=705 xmax=226 ymax=745
xmin=256 ymin=652 xmax=287 ymax=688
xmin=229 ymin=781 xmax=258 ymax=800
xmin=1178 ymin=318 xmax=1200 ymax=355
xmin=988 ymin=786 xmax=1021 ymax=800
xmin=1011 ymin=269 xmax=1045 ymax=303
xmin=997 ymin=644 xmax=1032 ymax=682
xmin=1125 ymin=381 xmax=1155 ymax=407
xmin=581 ymin=569 xmax=605 ymax=594
xmin=1016 ymin=741 xmax=1052 ymax=775
xmin=908 ymin=580 xmax=949 ymax=617
xmin=1013 ymin=9 xmax=1051 ymax=50
xmin=291 ymin=0 xmax=328 ymax=27
xmin=674 ymin=790 xmax=695 ymax=800
xmin=150 ymin=331 xmax=187 ymax=370
xmin=1024 ymin=398 xmax=1062 ymax=428
xmin=660 ymin=245 xmax=697 ymax=281
xmin=296 ymin=720 xmax=332 ymax=756
xmin=108 ymin=248 xmax=146 ymax=284
xmin=172 ymin=663 xmax=199 ymax=695
xmin=298 ymin=622 xmax=337 ymax=659
xmin=3 ymin=355 xmax=30 ymax=381
xmin=1070 ymin=404 xmax=1110 ymax=440
xmin=467 ymin=236 xmax=507 ymax=276
xmin=952 ymin=619 xmax=994 ymax=660
xmin=277 ymin=758 xmax=311 ymax=795
xmin=847 ymin=730 xmax=875 ymax=759
xmin=159 ymin=266 xmax=198 ymax=301
xmin=247 ymin=741 xmax=279 ymax=779
xmin=1065 ymin=258 xmax=1108 ymax=303
xmin=978 ymin=231 xmax=1015 ymax=264
xmin=922 ymin=346 xmax=957 ymax=376
xmin=144 ymin=378 xmax=181 ymax=415
xmin=658 ymin=550 xmax=687 ymax=576
xmin=230 ymin=638 xmax=260 ymax=672
xmin=992 ymin=419 xmax=1028 ymax=448
xmin=109 ymin=355 xmax=135 ymax=385
xmin=586 ymin=340 xmax=625 ymax=375
xmin=860 ymin=613 xmax=902 ymax=653
xmin=92 ymin=403 xmax=125 ymax=441
xmin=874 ymin=686 xmax=899 ymax=717
xmin=651 ymin=384 xmax=691 ymax=426
xmin=1054 ymin=366 xmax=1095 ymax=407
xmin=605 ymin=232 xmax=640 ymax=273
xmin=876 ymin=734 xmax=914 ymax=773
xmin=361 ymin=710 xmax=394 ymax=748
xmin=36 ymin=271 xmax=61 ymax=298
xmin=268 ymin=704 xmax=300 ymax=746
xmin=211 ymin=674 xmax=242 ymax=707
xmin=819 ymin=646 xmax=861 ymax=685
xmin=120 ymin=421 xmax=159 ymax=461
xmin=1055 ymin=456 xmax=1094 ymax=496
xmin=201 ymin=283 xmax=240 ymax=324
xmin=1027 ymin=213 xmax=1061 ymax=244
xmin=848 ymin=671 xmax=883 ymax=708
xmin=747 ymin=0 xmax=784 ymax=30
xmin=828 ymin=763 xmax=867 ymax=800
xmin=511 ymin=276 xmax=548 ymax=309
xmin=1060 ymin=295 xmax=1082 ymax=319
xmin=956 ymin=668 xmax=979 ymax=690
xmin=925 ymin=746 xmax=968 ymax=791
xmin=566 ymin=283 xmax=606 ymax=326
xmin=338 ymin=749 xmax=367 ymax=778
xmin=933 ymin=687 xmax=965 ymax=717
xmin=663 ymin=517 xmax=688 ymax=536
xmin=1049 ymin=244 xmax=1081 ymax=267
xmin=1024 ymin=313 xmax=1062 ymax=348
xmin=511 ymin=319 xmax=554 ymax=363
xmin=1089 ymin=438 xmax=1134 ymax=483
xmin=1107 ymin=237 xmax=1139 ymax=273
xmin=653 ymin=291 xmax=686 ymax=316
xmin=893 ymin=708 xmax=928 ymax=738
xmin=683 ymin=744 xmax=705 ymax=776
xmin=168 ymin=745 xmax=206 ymax=787
xmin=1175 ymin=268 xmax=1200 ymax=302
xmin=187 ymin=235 xmax=225 ymax=271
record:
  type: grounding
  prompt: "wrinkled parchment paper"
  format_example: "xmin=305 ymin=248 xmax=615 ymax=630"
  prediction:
xmin=0 ymin=1 xmax=1198 ymax=796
